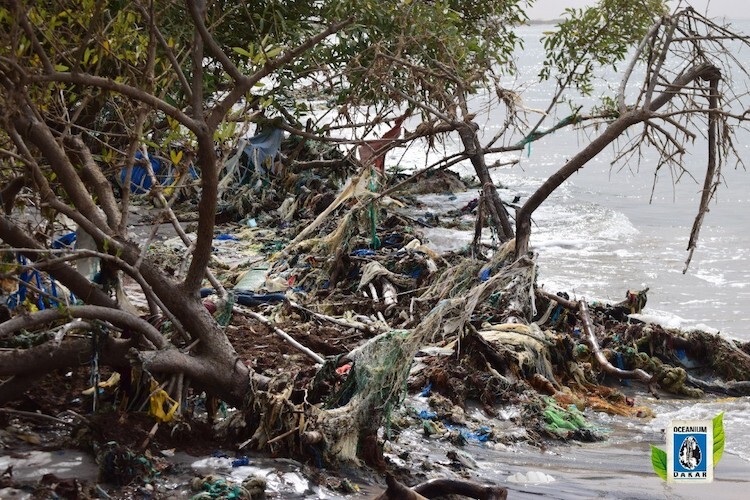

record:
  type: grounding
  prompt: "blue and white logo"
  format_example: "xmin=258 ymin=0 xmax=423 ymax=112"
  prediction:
xmin=667 ymin=420 xmax=713 ymax=482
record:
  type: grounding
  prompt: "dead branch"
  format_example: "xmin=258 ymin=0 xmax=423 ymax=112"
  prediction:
xmin=577 ymin=300 xmax=654 ymax=386
xmin=0 ymin=408 xmax=73 ymax=427
xmin=287 ymin=300 xmax=383 ymax=336
xmin=373 ymin=474 xmax=508 ymax=500
xmin=373 ymin=474 xmax=427 ymax=500
xmin=236 ymin=306 xmax=325 ymax=364
xmin=536 ymin=288 xmax=655 ymax=389
xmin=685 ymin=70 xmax=722 ymax=272
xmin=413 ymin=477 xmax=508 ymax=500
xmin=619 ymin=21 xmax=663 ymax=113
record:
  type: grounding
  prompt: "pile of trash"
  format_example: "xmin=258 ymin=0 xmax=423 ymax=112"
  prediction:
xmin=5 ymin=125 xmax=750 ymax=498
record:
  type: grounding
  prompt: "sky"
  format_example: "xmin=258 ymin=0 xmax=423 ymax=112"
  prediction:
xmin=526 ymin=0 xmax=749 ymax=20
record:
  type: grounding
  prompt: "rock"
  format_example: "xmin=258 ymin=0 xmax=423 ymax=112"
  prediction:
xmin=446 ymin=449 xmax=477 ymax=470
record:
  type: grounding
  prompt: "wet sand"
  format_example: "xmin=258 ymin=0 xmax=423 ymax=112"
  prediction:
xmin=487 ymin=442 xmax=750 ymax=499
xmin=388 ymin=396 xmax=750 ymax=500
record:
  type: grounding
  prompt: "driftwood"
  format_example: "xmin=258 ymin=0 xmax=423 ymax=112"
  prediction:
xmin=414 ymin=478 xmax=508 ymax=499
xmin=375 ymin=474 xmax=508 ymax=500
xmin=373 ymin=474 xmax=508 ymax=500
xmin=577 ymin=301 xmax=655 ymax=388
xmin=536 ymin=288 xmax=656 ymax=392
xmin=287 ymin=299 xmax=383 ymax=335
xmin=236 ymin=307 xmax=325 ymax=364
xmin=373 ymin=475 xmax=427 ymax=500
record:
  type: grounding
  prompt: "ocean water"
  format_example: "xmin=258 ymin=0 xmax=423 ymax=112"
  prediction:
xmin=389 ymin=20 xmax=750 ymax=340
xmin=383 ymin=20 xmax=750 ymax=470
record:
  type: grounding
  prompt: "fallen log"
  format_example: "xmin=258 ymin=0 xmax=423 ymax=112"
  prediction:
xmin=373 ymin=474 xmax=427 ymax=500
xmin=414 ymin=478 xmax=508 ymax=499
xmin=373 ymin=474 xmax=508 ymax=500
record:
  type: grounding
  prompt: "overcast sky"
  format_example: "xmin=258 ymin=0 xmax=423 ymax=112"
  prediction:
xmin=527 ymin=0 xmax=749 ymax=20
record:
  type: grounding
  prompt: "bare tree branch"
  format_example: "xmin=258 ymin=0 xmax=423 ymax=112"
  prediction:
xmin=206 ymin=17 xmax=354 ymax=130
xmin=0 ymin=305 xmax=168 ymax=349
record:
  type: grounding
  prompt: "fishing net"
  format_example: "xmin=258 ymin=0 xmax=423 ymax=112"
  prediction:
xmin=311 ymin=297 xmax=467 ymax=462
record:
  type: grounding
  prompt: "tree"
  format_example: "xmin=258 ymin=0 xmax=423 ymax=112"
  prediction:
xmin=514 ymin=4 xmax=750 ymax=262
xmin=1 ymin=0 xmax=748 ymax=469
xmin=0 ymin=0 xmax=531 ymax=465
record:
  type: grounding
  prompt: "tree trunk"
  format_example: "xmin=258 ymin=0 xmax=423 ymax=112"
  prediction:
xmin=456 ymin=123 xmax=514 ymax=242
xmin=514 ymin=62 xmax=720 ymax=259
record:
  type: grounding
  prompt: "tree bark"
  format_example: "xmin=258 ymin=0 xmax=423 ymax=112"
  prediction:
xmin=456 ymin=123 xmax=513 ymax=241
xmin=0 ymin=306 xmax=167 ymax=349
xmin=0 ymin=337 xmax=132 ymax=378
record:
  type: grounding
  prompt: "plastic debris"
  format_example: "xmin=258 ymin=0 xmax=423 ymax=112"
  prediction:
xmin=234 ymin=291 xmax=285 ymax=307
xmin=148 ymin=380 xmax=180 ymax=423
xmin=417 ymin=410 xmax=437 ymax=420
xmin=52 ymin=232 xmax=77 ymax=249
xmin=419 ymin=382 xmax=432 ymax=397
xmin=215 ymin=234 xmax=240 ymax=241
xmin=336 ymin=363 xmax=352 ymax=376
xmin=231 ymin=456 xmax=250 ymax=467
xmin=507 ymin=471 xmax=555 ymax=484
xmin=351 ymin=248 xmax=377 ymax=257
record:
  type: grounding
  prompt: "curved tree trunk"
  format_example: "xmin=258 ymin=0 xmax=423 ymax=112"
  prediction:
xmin=514 ymin=63 xmax=721 ymax=259
xmin=514 ymin=110 xmax=644 ymax=257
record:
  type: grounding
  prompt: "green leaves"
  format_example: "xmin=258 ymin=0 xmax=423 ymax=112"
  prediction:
xmin=540 ymin=0 xmax=668 ymax=95
xmin=714 ymin=412 xmax=725 ymax=465
xmin=232 ymin=47 xmax=252 ymax=58
xmin=652 ymin=413 xmax=725 ymax=481
xmin=651 ymin=444 xmax=668 ymax=480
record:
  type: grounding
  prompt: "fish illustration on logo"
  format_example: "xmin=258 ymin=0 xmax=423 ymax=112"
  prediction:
xmin=678 ymin=435 xmax=702 ymax=471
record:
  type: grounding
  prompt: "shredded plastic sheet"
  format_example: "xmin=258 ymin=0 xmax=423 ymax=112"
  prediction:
xmin=82 ymin=372 xmax=121 ymax=396
xmin=148 ymin=381 xmax=180 ymax=423
xmin=119 ymin=150 xmax=198 ymax=194
xmin=357 ymin=113 xmax=408 ymax=175
xmin=219 ymin=127 xmax=284 ymax=190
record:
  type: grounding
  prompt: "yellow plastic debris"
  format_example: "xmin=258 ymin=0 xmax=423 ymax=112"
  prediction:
xmin=82 ymin=372 xmax=121 ymax=396
xmin=148 ymin=381 xmax=179 ymax=423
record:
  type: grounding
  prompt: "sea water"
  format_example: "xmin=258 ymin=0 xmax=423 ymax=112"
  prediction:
xmin=383 ymin=20 xmax=750 ymax=471
xmin=388 ymin=20 xmax=750 ymax=340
